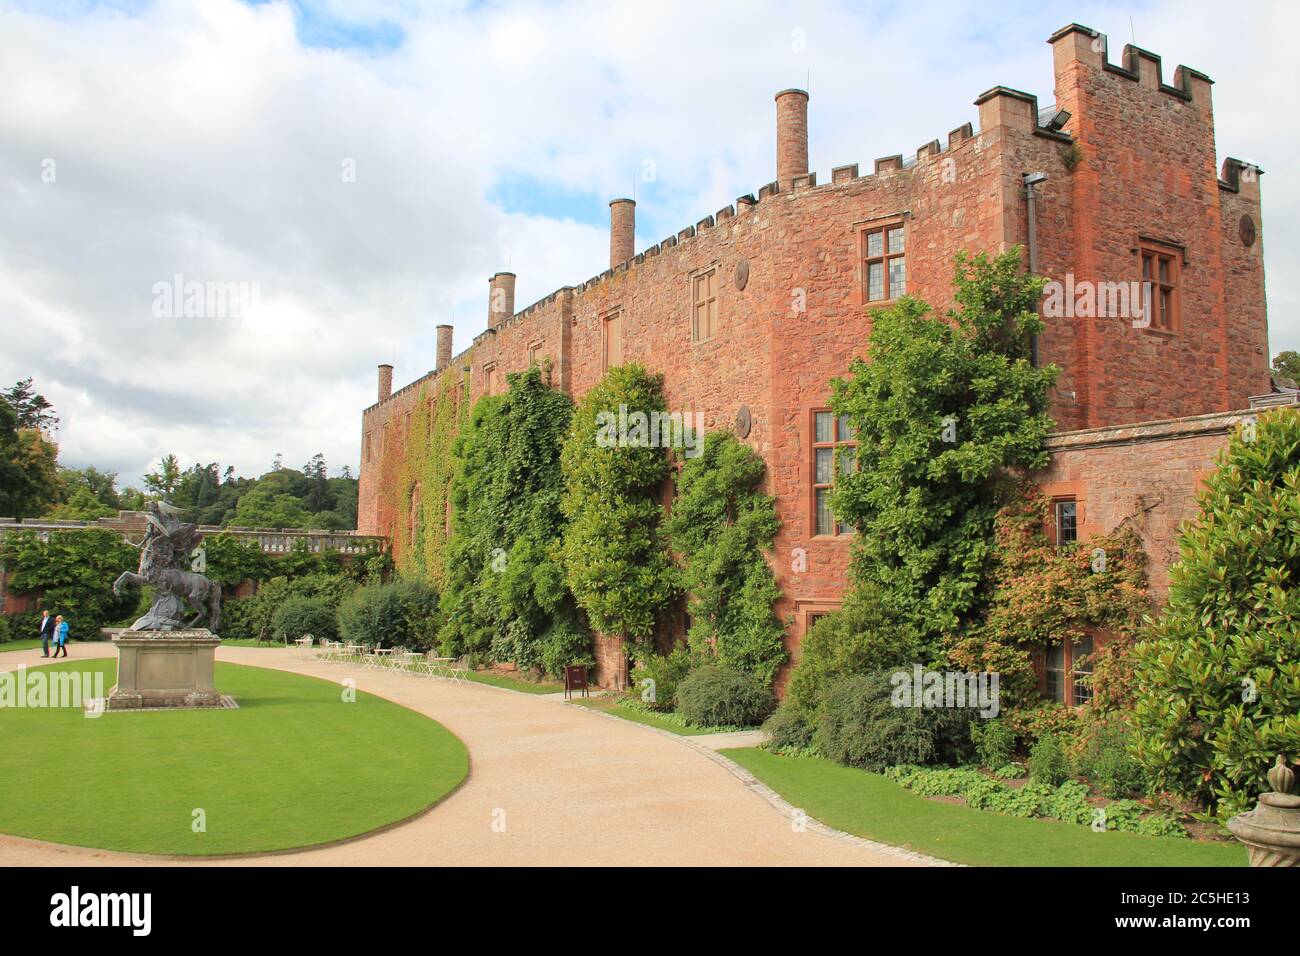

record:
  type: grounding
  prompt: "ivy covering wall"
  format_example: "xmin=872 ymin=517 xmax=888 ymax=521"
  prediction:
xmin=665 ymin=431 xmax=786 ymax=684
xmin=560 ymin=363 xmax=679 ymax=655
xmin=438 ymin=365 xmax=589 ymax=675
xmin=380 ymin=370 xmax=468 ymax=589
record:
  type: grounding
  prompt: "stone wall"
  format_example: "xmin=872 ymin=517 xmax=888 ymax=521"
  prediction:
xmin=1036 ymin=408 xmax=1258 ymax=599
xmin=359 ymin=22 xmax=1269 ymax=689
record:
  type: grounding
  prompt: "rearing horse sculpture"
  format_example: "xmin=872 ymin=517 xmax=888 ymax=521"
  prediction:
xmin=113 ymin=501 xmax=222 ymax=632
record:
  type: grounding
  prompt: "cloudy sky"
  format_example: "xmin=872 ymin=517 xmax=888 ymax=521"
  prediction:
xmin=1 ymin=0 xmax=1294 ymax=489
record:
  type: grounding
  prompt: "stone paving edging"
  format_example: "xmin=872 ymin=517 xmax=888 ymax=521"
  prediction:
xmin=563 ymin=700 xmax=961 ymax=867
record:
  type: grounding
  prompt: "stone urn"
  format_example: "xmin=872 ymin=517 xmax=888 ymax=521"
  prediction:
xmin=1227 ymin=755 xmax=1300 ymax=867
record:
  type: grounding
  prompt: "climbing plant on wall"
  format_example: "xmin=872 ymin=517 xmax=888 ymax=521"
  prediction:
xmin=665 ymin=430 xmax=786 ymax=685
xmin=560 ymin=363 xmax=679 ymax=654
xmin=829 ymin=249 xmax=1058 ymax=657
xmin=945 ymin=482 xmax=1151 ymax=717
xmin=438 ymin=364 xmax=589 ymax=675
xmin=380 ymin=370 xmax=468 ymax=589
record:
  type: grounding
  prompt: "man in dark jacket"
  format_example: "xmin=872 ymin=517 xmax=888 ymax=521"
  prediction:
xmin=39 ymin=609 xmax=56 ymax=657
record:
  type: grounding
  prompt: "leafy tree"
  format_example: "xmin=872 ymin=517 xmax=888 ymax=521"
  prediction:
xmin=3 ymin=378 xmax=58 ymax=431
xmin=830 ymin=249 xmax=1058 ymax=655
xmin=1272 ymin=350 xmax=1300 ymax=385
xmin=230 ymin=487 xmax=311 ymax=528
xmin=560 ymin=363 xmax=678 ymax=653
xmin=173 ymin=462 xmax=221 ymax=519
xmin=665 ymin=431 xmax=785 ymax=684
xmin=0 ymin=400 xmax=61 ymax=518
xmin=439 ymin=366 xmax=588 ymax=674
xmin=1132 ymin=407 xmax=1300 ymax=817
xmin=45 ymin=485 xmax=116 ymax=520
xmin=143 ymin=453 xmax=182 ymax=501
xmin=303 ymin=453 xmax=330 ymax=513
xmin=58 ymin=466 xmax=123 ymax=510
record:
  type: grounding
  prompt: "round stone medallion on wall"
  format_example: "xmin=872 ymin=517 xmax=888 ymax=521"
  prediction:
xmin=1239 ymin=214 xmax=1256 ymax=248
xmin=735 ymin=405 xmax=752 ymax=438
xmin=735 ymin=258 xmax=750 ymax=291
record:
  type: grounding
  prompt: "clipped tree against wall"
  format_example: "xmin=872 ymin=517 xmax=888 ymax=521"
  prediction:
xmin=666 ymin=431 xmax=786 ymax=685
xmin=830 ymin=249 xmax=1058 ymax=656
xmin=1132 ymin=407 xmax=1300 ymax=817
xmin=560 ymin=363 xmax=678 ymax=655
xmin=439 ymin=365 xmax=588 ymax=674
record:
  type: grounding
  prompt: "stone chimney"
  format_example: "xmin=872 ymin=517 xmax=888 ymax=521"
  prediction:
xmin=775 ymin=88 xmax=809 ymax=191
xmin=488 ymin=272 xmax=515 ymax=329
xmin=436 ymin=325 xmax=453 ymax=372
xmin=377 ymin=363 xmax=393 ymax=402
xmin=609 ymin=198 xmax=635 ymax=267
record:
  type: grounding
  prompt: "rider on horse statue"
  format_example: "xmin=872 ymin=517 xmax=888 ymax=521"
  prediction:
xmin=113 ymin=501 xmax=222 ymax=632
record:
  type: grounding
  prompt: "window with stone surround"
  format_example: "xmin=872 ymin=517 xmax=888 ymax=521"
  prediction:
xmin=1053 ymin=498 xmax=1078 ymax=550
xmin=860 ymin=221 xmax=906 ymax=304
xmin=528 ymin=340 xmax=544 ymax=366
xmin=811 ymin=409 xmax=857 ymax=536
xmin=692 ymin=268 xmax=718 ymax=342
xmin=1045 ymin=635 xmax=1093 ymax=706
xmin=602 ymin=309 xmax=623 ymax=371
xmin=483 ymin=362 xmax=499 ymax=396
xmin=1140 ymin=241 xmax=1180 ymax=332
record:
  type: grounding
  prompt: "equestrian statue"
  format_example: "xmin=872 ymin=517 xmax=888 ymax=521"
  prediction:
xmin=113 ymin=500 xmax=222 ymax=632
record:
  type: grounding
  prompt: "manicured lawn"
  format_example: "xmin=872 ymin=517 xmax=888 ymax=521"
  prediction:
xmin=465 ymin=670 xmax=564 ymax=694
xmin=0 ymin=639 xmax=46 ymax=652
xmin=0 ymin=659 xmax=468 ymax=856
xmin=723 ymin=748 xmax=1247 ymax=868
xmin=571 ymin=697 xmax=730 ymax=736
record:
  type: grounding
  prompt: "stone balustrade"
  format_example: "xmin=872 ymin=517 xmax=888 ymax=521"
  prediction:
xmin=0 ymin=512 xmax=387 ymax=555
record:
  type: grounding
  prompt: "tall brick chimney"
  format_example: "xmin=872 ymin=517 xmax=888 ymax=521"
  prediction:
xmin=377 ymin=363 xmax=393 ymax=402
xmin=488 ymin=272 xmax=515 ymax=329
xmin=775 ymin=88 xmax=809 ymax=191
xmin=436 ymin=325 xmax=453 ymax=372
xmin=609 ymin=198 xmax=635 ymax=267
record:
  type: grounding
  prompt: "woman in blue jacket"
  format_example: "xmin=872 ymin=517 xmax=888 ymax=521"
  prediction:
xmin=52 ymin=615 xmax=70 ymax=658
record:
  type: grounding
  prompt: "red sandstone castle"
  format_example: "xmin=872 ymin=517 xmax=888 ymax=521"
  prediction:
xmin=359 ymin=23 xmax=1279 ymax=691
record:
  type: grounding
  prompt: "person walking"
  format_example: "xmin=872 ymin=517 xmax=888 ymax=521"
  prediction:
xmin=39 ymin=609 xmax=56 ymax=657
xmin=52 ymin=615 xmax=70 ymax=658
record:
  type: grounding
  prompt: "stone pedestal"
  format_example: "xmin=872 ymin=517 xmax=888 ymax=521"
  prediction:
xmin=107 ymin=628 xmax=227 ymax=710
xmin=1227 ymin=756 xmax=1300 ymax=867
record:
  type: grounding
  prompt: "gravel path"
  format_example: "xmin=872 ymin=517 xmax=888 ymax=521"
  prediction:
xmin=0 ymin=644 xmax=934 ymax=867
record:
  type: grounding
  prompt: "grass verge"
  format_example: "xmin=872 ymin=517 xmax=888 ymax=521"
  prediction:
xmin=721 ymin=747 xmax=1246 ymax=867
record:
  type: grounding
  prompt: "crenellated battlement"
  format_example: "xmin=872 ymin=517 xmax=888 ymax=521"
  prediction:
xmin=1048 ymin=22 xmax=1213 ymax=109
xmin=364 ymin=21 xmax=1258 ymax=425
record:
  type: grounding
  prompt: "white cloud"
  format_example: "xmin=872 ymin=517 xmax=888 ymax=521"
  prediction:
xmin=0 ymin=0 xmax=1294 ymax=490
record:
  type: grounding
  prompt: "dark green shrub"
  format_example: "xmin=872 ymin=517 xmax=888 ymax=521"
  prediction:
xmin=216 ymin=597 xmax=258 ymax=640
xmin=784 ymin=586 xmax=920 ymax=717
xmin=813 ymin=672 xmax=973 ymax=771
xmin=0 ymin=615 xmax=11 ymax=643
xmin=674 ymin=664 xmax=774 ymax=728
xmin=630 ymin=645 xmax=695 ymax=712
xmin=970 ymin=718 xmax=1017 ymax=769
xmin=1074 ymin=717 xmax=1146 ymax=798
xmin=1133 ymin=407 xmax=1300 ymax=816
xmin=270 ymin=594 xmax=338 ymax=644
xmin=536 ymin=619 xmax=593 ymax=678
xmin=762 ymin=705 xmax=815 ymax=753
xmin=1029 ymin=733 xmax=1070 ymax=787
xmin=338 ymin=578 xmax=441 ymax=651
